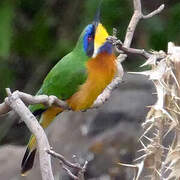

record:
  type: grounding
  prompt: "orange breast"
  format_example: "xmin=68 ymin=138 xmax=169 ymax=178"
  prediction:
xmin=67 ymin=52 xmax=117 ymax=111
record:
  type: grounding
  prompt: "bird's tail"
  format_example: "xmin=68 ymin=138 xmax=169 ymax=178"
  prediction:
xmin=21 ymin=106 xmax=63 ymax=176
xmin=21 ymin=135 xmax=37 ymax=176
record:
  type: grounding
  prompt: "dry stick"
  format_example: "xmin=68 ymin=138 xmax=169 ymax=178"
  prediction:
xmin=47 ymin=149 xmax=82 ymax=170
xmin=47 ymin=149 xmax=87 ymax=180
xmin=124 ymin=1 xmax=164 ymax=48
xmin=0 ymin=90 xmax=69 ymax=115
xmin=4 ymin=89 xmax=54 ymax=180
xmin=0 ymin=102 xmax=11 ymax=115
xmin=107 ymin=37 xmax=152 ymax=59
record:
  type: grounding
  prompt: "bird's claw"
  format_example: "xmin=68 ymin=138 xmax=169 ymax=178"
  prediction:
xmin=48 ymin=95 xmax=57 ymax=107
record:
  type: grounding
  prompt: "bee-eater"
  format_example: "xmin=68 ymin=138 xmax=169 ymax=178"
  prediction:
xmin=21 ymin=7 xmax=117 ymax=176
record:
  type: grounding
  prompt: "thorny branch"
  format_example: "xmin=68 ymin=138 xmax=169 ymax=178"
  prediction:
xmin=128 ymin=43 xmax=180 ymax=180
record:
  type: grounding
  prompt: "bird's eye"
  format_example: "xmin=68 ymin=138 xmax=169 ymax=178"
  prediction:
xmin=88 ymin=36 xmax=93 ymax=43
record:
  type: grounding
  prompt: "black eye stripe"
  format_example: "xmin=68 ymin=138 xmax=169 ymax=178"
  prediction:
xmin=87 ymin=40 xmax=94 ymax=57
xmin=86 ymin=25 xmax=95 ymax=57
xmin=88 ymin=34 xmax=95 ymax=42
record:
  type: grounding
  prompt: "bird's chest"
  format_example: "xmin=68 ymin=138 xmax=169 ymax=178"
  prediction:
xmin=67 ymin=53 xmax=117 ymax=110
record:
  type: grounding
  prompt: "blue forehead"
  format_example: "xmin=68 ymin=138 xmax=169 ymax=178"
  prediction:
xmin=86 ymin=24 xmax=94 ymax=35
xmin=83 ymin=24 xmax=94 ymax=53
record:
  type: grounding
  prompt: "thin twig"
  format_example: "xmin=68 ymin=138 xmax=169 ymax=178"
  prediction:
xmin=47 ymin=149 xmax=87 ymax=180
xmin=61 ymin=165 xmax=78 ymax=180
xmin=142 ymin=4 xmax=165 ymax=19
xmin=47 ymin=149 xmax=81 ymax=170
xmin=124 ymin=1 xmax=164 ymax=48
xmin=107 ymin=36 xmax=151 ymax=59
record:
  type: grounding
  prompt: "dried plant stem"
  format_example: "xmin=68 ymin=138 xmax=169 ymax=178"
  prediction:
xmin=152 ymin=116 xmax=164 ymax=180
xmin=130 ymin=43 xmax=180 ymax=180
xmin=0 ymin=90 xmax=69 ymax=115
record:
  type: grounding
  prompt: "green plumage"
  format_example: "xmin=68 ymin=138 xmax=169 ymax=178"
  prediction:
xmin=21 ymin=27 xmax=91 ymax=175
xmin=29 ymin=28 xmax=89 ymax=113
xmin=21 ymin=6 xmax=105 ymax=175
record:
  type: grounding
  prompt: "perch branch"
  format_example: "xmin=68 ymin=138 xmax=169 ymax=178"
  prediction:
xmin=0 ymin=90 xmax=69 ymax=115
xmin=0 ymin=102 xmax=11 ymax=115
xmin=94 ymin=0 xmax=164 ymax=109
xmin=47 ymin=149 xmax=87 ymax=180
xmin=0 ymin=89 xmax=89 ymax=180
xmin=107 ymin=36 xmax=152 ymax=59
xmin=1 ymin=88 xmax=54 ymax=180
xmin=17 ymin=91 xmax=69 ymax=109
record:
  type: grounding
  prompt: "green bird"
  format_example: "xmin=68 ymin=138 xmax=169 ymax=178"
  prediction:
xmin=21 ymin=7 xmax=117 ymax=176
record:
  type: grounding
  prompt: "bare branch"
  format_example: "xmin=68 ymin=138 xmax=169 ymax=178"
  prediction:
xmin=62 ymin=165 xmax=79 ymax=180
xmin=0 ymin=102 xmax=11 ymax=115
xmin=142 ymin=4 xmax=165 ymax=19
xmin=0 ymin=90 xmax=69 ymax=116
xmin=47 ymin=149 xmax=81 ymax=170
xmin=47 ymin=149 xmax=87 ymax=180
xmin=4 ymin=88 xmax=54 ymax=180
xmin=0 ymin=89 xmax=88 ymax=179
xmin=133 ymin=0 xmax=142 ymax=12
xmin=124 ymin=1 xmax=164 ymax=48
xmin=93 ymin=1 xmax=165 ymax=109
xmin=124 ymin=0 xmax=144 ymax=48
xmin=107 ymin=36 xmax=152 ymax=59
xmin=17 ymin=91 xmax=69 ymax=109
xmin=124 ymin=11 xmax=141 ymax=48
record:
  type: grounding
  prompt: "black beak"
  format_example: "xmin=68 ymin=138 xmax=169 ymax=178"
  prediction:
xmin=92 ymin=0 xmax=102 ymax=30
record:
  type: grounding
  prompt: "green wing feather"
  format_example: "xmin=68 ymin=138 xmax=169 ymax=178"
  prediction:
xmin=29 ymin=29 xmax=89 ymax=113
xmin=21 ymin=26 xmax=91 ymax=176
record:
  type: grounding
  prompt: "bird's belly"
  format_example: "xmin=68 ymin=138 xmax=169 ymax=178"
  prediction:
xmin=67 ymin=53 xmax=117 ymax=111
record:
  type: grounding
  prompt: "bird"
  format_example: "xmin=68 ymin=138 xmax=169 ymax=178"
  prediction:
xmin=21 ymin=5 xmax=117 ymax=176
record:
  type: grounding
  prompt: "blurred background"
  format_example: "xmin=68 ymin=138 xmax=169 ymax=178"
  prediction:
xmin=0 ymin=0 xmax=180 ymax=179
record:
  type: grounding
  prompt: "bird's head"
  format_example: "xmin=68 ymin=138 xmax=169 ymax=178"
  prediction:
xmin=75 ymin=5 xmax=112 ymax=58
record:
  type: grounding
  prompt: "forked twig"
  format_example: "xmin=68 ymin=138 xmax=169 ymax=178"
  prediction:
xmin=47 ymin=149 xmax=88 ymax=180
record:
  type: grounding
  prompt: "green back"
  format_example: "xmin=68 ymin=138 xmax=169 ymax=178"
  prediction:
xmin=30 ymin=28 xmax=89 ymax=113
